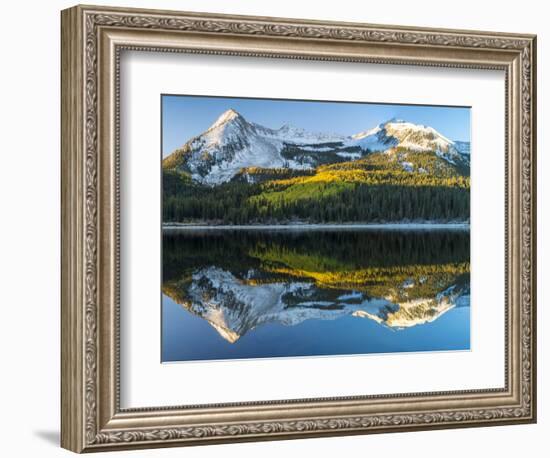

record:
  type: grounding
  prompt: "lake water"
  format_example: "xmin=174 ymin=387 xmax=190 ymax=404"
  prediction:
xmin=161 ymin=227 xmax=470 ymax=362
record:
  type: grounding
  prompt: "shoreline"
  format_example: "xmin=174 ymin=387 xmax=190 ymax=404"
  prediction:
xmin=162 ymin=222 xmax=470 ymax=231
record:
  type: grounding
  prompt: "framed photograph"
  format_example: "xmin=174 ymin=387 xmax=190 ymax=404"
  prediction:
xmin=61 ymin=4 xmax=537 ymax=453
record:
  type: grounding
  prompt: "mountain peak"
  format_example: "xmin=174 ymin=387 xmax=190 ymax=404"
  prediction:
xmin=277 ymin=123 xmax=303 ymax=134
xmin=352 ymin=118 xmax=407 ymax=140
xmin=210 ymin=108 xmax=244 ymax=129
xmin=383 ymin=117 xmax=406 ymax=125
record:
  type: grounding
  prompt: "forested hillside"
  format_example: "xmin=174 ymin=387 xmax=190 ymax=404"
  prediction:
xmin=163 ymin=151 xmax=469 ymax=224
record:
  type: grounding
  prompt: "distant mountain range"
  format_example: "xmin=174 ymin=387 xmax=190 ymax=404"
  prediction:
xmin=163 ymin=109 xmax=470 ymax=185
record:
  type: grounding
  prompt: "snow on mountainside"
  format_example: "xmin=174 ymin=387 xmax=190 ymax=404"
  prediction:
xmin=164 ymin=109 xmax=349 ymax=185
xmin=352 ymin=118 xmax=466 ymax=163
xmin=454 ymin=140 xmax=471 ymax=156
xmin=256 ymin=121 xmax=348 ymax=144
xmin=163 ymin=109 xmax=469 ymax=185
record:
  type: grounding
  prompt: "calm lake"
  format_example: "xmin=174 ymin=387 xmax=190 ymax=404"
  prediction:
xmin=161 ymin=227 xmax=470 ymax=362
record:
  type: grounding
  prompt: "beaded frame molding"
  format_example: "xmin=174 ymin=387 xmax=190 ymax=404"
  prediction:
xmin=61 ymin=4 xmax=537 ymax=453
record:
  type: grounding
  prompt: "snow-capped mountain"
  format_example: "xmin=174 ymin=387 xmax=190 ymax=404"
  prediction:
xmin=164 ymin=266 xmax=470 ymax=342
xmin=163 ymin=109 xmax=470 ymax=185
xmin=354 ymin=118 xmax=466 ymax=163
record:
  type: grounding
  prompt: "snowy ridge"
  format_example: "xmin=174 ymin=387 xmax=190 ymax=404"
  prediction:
xmin=352 ymin=118 xmax=465 ymax=164
xmin=258 ymin=122 xmax=347 ymax=144
xmin=164 ymin=110 xmax=470 ymax=185
xmin=351 ymin=122 xmax=398 ymax=152
xmin=352 ymin=124 xmax=382 ymax=140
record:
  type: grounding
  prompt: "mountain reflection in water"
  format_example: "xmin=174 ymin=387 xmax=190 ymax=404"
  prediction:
xmin=162 ymin=228 xmax=470 ymax=361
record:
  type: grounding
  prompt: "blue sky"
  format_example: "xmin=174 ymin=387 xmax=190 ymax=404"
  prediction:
xmin=162 ymin=94 xmax=471 ymax=157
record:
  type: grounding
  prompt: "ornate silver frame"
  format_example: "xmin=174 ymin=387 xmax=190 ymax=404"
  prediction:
xmin=61 ymin=4 xmax=537 ymax=453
